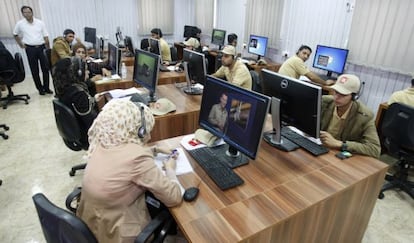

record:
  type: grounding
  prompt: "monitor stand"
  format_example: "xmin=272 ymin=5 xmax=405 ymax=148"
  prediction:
xmin=263 ymin=97 xmax=299 ymax=151
xmin=201 ymin=144 xmax=249 ymax=169
xmin=182 ymin=61 xmax=203 ymax=95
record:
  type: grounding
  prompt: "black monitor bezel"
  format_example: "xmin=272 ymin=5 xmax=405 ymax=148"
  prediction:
xmin=312 ymin=45 xmax=349 ymax=75
xmin=211 ymin=28 xmax=226 ymax=47
xmin=132 ymin=48 xmax=160 ymax=94
xmin=261 ymin=69 xmax=322 ymax=139
xmin=108 ymin=42 xmax=121 ymax=74
xmin=199 ymin=75 xmax=270 ymax=159
xmin=124 ymin=36 xmax=135 ymax=55
xmin=149 ymin=37 xmax=161 ymax=56
xmin=182 ymin=48 xmax=207 ymax=85
xmin=184 ymin=25 xmax=198 ymax=38
xmin=84 ymin=27 xmax=96 ymax=45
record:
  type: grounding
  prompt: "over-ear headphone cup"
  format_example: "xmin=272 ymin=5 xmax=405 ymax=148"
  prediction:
xmin=137 ymin=105 xmax=146 ymax=138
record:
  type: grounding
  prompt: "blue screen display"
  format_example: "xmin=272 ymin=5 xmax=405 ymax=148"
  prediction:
xmin=248 ymin=34 xmax=268 ymax=57
xmin=312 ymin=45 xmax=349 ymax=74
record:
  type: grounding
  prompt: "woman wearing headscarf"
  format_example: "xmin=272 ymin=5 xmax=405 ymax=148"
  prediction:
xmin=52 ymin=57 xmax=98 ymax=146
xmin=77 ymin=99 xmax=183 ymax=243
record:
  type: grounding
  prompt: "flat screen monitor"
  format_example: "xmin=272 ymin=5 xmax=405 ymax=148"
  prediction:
xmin=261 ymin=69 xmax=321 ymax=149
xmin=84 ymin=27 xmax=96 ymax=47
xmin=197 ymin=75 xmax=270 ymax=166
xmin=248 ymin=34 xmax=268 ymax=61
xmin=312 ymin=45 xmax=349 ymax=77
xmin=133 ymin=49 xmax=160 ymax=103
xmin=124 ymin=36 xmax=134 ymax=57
xmin=148 ymin=37 xmax=160 ymax=56
xmin=182 ymin=48 xmax=206 ymax=95
xmin=108 ymin=42 xmax=121 ymax=75
xmin=211 ymin=28 xmax=226 ymax=48
xmin=184 ymin=25 xmax=198 ymax=38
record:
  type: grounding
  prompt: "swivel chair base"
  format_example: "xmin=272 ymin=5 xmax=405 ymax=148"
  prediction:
xmin=378 ymin=160 xmax=414 ymax=199
xmin=0 ymin=124 xmax=9 ymax=139
xmin=1 ymin=87 xmax=30 ymax=109
xmin=69 ymin=163 xmax=86 ymax=176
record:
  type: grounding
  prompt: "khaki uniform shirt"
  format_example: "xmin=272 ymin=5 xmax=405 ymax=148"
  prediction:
xmin=213 ymin=61 xmax=252 ymax=90
xmin=278 ymin=55 xmax=310 ymax=79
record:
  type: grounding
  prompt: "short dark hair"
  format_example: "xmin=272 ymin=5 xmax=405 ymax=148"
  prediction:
xmin=151 ymin=28 xmax=163 ymax=38
xmin=63 ymin=29 xmax=75 ymax=37
xmin=227 ymin=33 xmax=238 ymax=44
xmin=21 ymin=6 xmax=33 ymax=13
xmin=297 ymin=45 xmax=312 ymax=54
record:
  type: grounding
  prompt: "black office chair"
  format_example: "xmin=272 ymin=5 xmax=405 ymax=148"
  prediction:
xmin=63 ymin=188 xmax=175 ymax=243
xmin=170 ymin=46 xmax=178 ymax=62
xmin=378 ymin=102 xmax=414 ymax=199
xmin=52 ymin=98 xmax=87 ymax=176
xmin=250 ymin=70 xmax=262 ymax=93
xmin=0 ymin=123 xmax=9 ymax=139
xmin=0 ymin=47 xmax=30 ymax=109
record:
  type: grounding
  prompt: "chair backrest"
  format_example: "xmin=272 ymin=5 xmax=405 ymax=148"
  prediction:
xmin=381 ymin=102 xmax=414 ymax=155
xmin=14 ymin=53 xmax=25 ymax=82
xmin=32 ymin=193 xmax=98 ymax=243
xmin=53 ymin=98 xmax=86 ymax=151
xmin=0 ymin=48 xmax=17 ymax=85
xmin=249 ymin=70 xmax=261 ymax=92
xmin=170 ymin=46 xmax=178 ymax=61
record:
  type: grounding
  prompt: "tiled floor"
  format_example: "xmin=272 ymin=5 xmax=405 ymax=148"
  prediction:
xmin=0 ymin=79 xmax=413 ymax=243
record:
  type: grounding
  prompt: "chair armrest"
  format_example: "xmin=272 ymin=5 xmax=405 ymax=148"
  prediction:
xmin=134 ymin=210 xmax=174 ymax=243
xmin=65 ymin=187 xmax=82 ymax=213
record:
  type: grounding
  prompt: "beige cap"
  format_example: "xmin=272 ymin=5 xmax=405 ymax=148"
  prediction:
xmin=150 ymin=98 xmax=176 ymax=116
xmin=221 ymin=45 xmax=236 ymax=56
xmin=194 ymin=129 xmax=218 ymax=146
xmin=183 ymin=37 xmax=200 ymax=49
xmin=330 ymin=74 xmax=361 ymax=95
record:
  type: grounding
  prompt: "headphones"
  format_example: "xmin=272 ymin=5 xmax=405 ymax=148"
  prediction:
xmin=351 ymin=81 xmax=365 ymax=101
xmin=77 ymin=57 xmax=83 ymax=77
xmin=138 ymin=105 xmax=147 ymax=139
xmin=63 ymin=29 xmax=74 ymax=38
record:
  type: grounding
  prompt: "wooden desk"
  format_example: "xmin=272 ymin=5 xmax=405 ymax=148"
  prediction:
xmin=153 ymin=123 xmax=388 ymax=242
xmin=94 ymin=66 xmax=186 ymax=93
xmin=121 ymin=55 xmax=134 ymax=66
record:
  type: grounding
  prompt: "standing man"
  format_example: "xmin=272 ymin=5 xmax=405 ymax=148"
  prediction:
xmin=212 ymin=45 xmax=252 ymax=90
xmin=51 ymin=29 xmax=76 ymax=66
xmin=13 ymin=5 xmax=52 ymax=95
xmin=279 ymin=45 xmax=335 ymax=86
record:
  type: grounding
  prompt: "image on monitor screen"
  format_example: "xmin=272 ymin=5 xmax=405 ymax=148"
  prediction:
xmin=261 ymin=69 xmax=322 ymax=150
xmin=248 ymin=34 xmax=268 ymax=60
xmin=133 ymin=49 xmax=160 ymax=103
xmin=211 ymin=29 xmax=226 ymax=48
xmin=182 ymin=49 xmax=206 ymax=95
xmin=312 ymin=45 xmax=349 ymax=77
xmin=84 ymin=27 xmax=96 ymax=47
xmin=195 ymin=75 xmax=270 ymax=167
xmin=108 ymin=42 xmax=121 ymax=75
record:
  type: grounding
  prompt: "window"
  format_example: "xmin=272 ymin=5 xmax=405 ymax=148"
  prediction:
xmin=138 ymin=0 xmax=174 ymax=35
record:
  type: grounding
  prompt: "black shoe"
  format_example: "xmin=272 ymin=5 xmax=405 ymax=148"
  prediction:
xmin=44 ymin=89 xmax=53 ymax=94
xmin=39 ymin=90 xmax=45 ymax=95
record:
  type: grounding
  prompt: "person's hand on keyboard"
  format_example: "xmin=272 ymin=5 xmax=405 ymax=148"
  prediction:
xmin=320 ymin=131 xmax=341 ymax=149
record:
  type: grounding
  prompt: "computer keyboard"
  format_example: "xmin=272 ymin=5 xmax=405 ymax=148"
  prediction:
xmin=188 ymin=147 xmax=244 ymax=190
xmin=281 ymin=127 xmax=329 ymax=156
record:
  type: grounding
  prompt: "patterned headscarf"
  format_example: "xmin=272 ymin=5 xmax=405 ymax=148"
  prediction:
xmin=87 ymin=99 xmax=155 ymax=158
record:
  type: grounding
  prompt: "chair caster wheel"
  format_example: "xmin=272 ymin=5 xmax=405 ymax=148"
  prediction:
xmin=378 ymin=192 xmax=385 ymax=199
xmin=4 ymin=126 xmax=9 ymax=131
xmin=69 ymin=170 xmax=76 ymax=177
xmin=25 ymin=101 xmax=29 ymax=104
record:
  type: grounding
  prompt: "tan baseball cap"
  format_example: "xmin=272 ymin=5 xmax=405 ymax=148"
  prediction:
xmin=330 ymin=74 xmax=361 ymax=95
xmin=221 ymin=45 xmax=236 ymax=56
xmin=183 ymin=37 xmax=200 ymax=49
xmin=150 ymin=98 xmax=176 ymax=116
xmin=194 ymin=129 xmax=218 ymax=147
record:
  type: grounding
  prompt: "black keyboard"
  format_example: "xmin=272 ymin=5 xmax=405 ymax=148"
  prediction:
xmin=188 ymin=147 xmax=244 ymax=190
xmin=281 ymin=127 xmax=329 ymax=156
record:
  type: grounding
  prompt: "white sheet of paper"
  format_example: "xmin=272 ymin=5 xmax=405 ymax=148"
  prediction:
xmin=109 ymin=87 xmax=143 ymax=98
xmin=154 ymin=148 xmax=193 ymax=175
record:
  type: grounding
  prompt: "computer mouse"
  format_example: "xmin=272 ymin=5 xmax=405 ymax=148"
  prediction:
xmin=183 ymin=187 xmax=199 ymax=202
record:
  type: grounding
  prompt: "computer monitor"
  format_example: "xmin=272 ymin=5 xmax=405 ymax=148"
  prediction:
xmin=184 ymin=25 xmax=198 ymax=38
xmin=211 ymin=28 xmax=226 ymax=49
xmin=312 ymin=45 xmax=349 ymax=77
xmin=108 ymin=42 xmax=121 ymax=75
xmin=148 ymin=37 xmax=160 ymax=56
xmin=197 ymin=75 xmax=270 ymax=167
xmin=261 ymin=69 xmax=322 ymax=150
xmin=248 ymin=34 xmax=268 ymax=61
xmin=182 ymin=48 xmax=207 ymax=95
xmin=133 ymin=49 xmax=160 ymax=103
xmin=84 ymin=27 xmax=96 ymax=47
xmin=124 ymin=36 xmax=134 ymax=57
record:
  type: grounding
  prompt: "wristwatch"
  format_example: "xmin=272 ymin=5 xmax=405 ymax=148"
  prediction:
xmin=341 ymin=141 xmax=348 ymax=151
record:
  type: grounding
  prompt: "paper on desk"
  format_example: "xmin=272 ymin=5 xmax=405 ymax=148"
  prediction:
xmin=109 ymin=87 xmax=143 ymax=98
xmin=167 ymin=66 xmax=176 ymax=71
xmin=154 ymin=148 xmax=193 ymax=175
xmin=180 ymin=134 xmax=224 ymax=151
xmin=92 ymin=59 xmax=103 ymax=63
xmin=299 ymin=75 xmax=311 ymax=82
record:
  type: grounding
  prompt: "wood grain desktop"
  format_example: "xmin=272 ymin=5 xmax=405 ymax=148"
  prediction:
xmin=152 ymin=120 xmax=388 ymax=243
